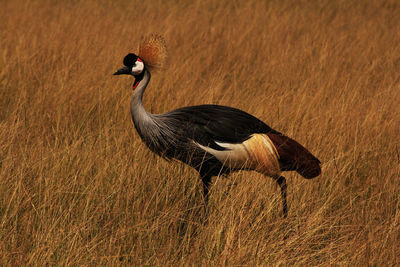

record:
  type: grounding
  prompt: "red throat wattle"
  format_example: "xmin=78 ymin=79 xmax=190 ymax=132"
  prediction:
xmin=132 ymin=79 xmax=140 ymax=90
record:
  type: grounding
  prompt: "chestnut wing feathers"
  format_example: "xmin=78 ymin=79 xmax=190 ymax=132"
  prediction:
xmin=267 ymin=133 xmax=321 ymax=178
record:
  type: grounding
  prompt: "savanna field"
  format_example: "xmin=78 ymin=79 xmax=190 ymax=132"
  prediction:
xmin=1 ymin=0 xmax=400 ymax=265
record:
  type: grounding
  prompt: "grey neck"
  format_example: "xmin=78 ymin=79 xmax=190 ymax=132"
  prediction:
xmin=129 ymin=69 xmax=175 ymax=153
xmin=130 ymin=70 xmax=155 ymax=130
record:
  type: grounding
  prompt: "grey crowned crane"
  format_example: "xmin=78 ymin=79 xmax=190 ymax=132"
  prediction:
xmin=114 ymin=35 xmax=321 ymax=217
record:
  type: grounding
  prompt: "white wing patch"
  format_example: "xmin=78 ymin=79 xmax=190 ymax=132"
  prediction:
xmin=194 ymin=134 xmax=281 ymax=176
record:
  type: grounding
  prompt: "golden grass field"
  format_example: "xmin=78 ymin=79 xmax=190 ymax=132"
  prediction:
xmin=1 ymin=0 xmax=400 ymax=265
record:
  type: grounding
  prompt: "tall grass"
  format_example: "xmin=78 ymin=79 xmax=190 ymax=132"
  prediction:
xmin=1 ymin=0 xmax=399 ymax=265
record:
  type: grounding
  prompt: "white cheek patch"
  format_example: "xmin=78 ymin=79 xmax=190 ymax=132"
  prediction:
xmin=132 ymin=60 xmax=144 ymax=75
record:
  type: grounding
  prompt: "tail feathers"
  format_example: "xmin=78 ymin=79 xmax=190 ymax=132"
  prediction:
xmin=267 ymin=133 xmax=321 ymax=179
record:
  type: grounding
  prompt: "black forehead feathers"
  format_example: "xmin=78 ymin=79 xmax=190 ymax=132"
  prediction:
xmin=123 ymin=53 xmax=138 ymax=66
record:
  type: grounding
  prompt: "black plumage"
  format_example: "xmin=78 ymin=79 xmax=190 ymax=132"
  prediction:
xmin=164 ymin=104 xmax=281 ymax=145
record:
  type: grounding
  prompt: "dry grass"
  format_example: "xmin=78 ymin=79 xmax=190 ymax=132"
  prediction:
xmin=1 ymin=0 xmax=400 ymax=265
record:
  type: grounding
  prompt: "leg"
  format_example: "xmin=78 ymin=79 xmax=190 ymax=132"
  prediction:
xmin=273 ymin=175 xmax=288 ymax=218
xmin=198 ymin=174 xmax=212 ymax=222
xmin=201 ymin=174 xmax=212 ymax=207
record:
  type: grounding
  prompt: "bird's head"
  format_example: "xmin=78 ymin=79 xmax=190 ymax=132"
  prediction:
xmin=114 ymin=53 xmax=145 ymax=77
xmin=114 ymin=53 xmax=145 ymax=89
xmin=113 ymin=34 xmax=167 ymax=89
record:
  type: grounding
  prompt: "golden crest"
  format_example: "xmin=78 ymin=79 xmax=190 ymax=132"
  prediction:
xmin=138 ymin=34 xmax=167 ymax=71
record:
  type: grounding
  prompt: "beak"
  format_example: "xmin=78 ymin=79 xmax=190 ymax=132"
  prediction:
xmin=113 ymin=66 xmax=131 ymax=75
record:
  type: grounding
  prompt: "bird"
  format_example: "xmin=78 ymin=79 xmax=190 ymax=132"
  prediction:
xmin=113 ymin=35 xmax=321 ymax=217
